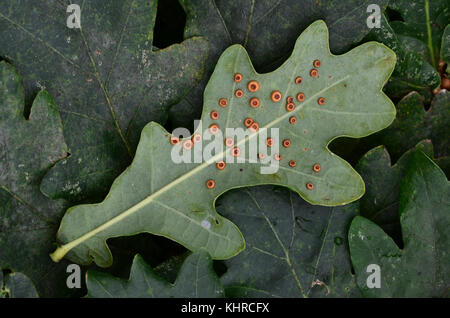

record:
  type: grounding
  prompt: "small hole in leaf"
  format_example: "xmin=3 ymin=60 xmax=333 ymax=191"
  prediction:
xmin=213 ymin=260 xmax=228 ymax=277
xmin=153 ymin=0 xmax=186 ymax=49
xmin=385 ymin=7 xmax=404 ymax=22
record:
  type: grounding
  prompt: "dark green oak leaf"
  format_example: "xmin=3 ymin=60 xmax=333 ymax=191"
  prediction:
xmin=170 ymin=0 xmax=389 ymax=128
xmin=0 ymin=0 xmax=208 ymax=202
xmin=334 ymin=89 xmax=450 ymax=166
xmin=361 ymin=90 xmax=449 ymax=162
xmin=50 ymin=21 xmax=396 ymax=267
xmin=86 ymin=250 xmax=223 ymax=298
xmin=374 ymin=0 xmax=449 ymax=98
xmin=0 ymin=62 xmax=74 ymax=297
xmin=366 ymin=14 xmax=441 ymax=98
xmin=0 ymin=270 xmax=38 ymax=298
xmin=388 ymin=0 xmax=449 ymax=70
xmin=442 ymin=25 xmax=450 ymax=72
xmin=216 ymin=186 xmax=360 ymax=298
xmin=349 ymin=151 xmax=450 ymax=297
xmin=356 ymin=140 xmax=435 ymax=245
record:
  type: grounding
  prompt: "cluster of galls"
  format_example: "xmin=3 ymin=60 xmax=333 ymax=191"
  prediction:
xmin=170 ymin=60 xmax=327 ymax=191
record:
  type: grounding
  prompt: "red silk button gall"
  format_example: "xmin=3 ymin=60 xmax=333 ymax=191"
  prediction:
xmin=170 ymin=136 xmax=179 ymax=145
xmin=234 ymin=73 xmax=243 ymax=82
xmin=258 ymin=153 xmax=265 ymax=160
xmin=235 ymin=89 xmax=244 ymax=98
xmin=295 ymin=76 xmax=303 ymax=84
xmin=231 ymin=147 xmax=241 ymax=157
xmin=206 ymin=179 xmax=216 ymax=189
xmin=274 ymin=153 xmax=282 ymax=161
xmin=247 ymin=80 xmax=260 ymax=92
xmin=219 ymin=98 xmax=228 ymax=107
xmin=282 ymin=139 xmax=291 ymax=148
xmin=182 ymin=140 xmax=193 ymax=150
xmin=286 ymin=103 xmax=295 ymax=112
xmin=225 ymin=137 xmax=234 ymax=147
xmin=209 ymin=124 xmax=219 ymax=134
xmin=313 ymin=163 xmax=321 ymax=172
xmin=289 ymin=116 xmax=297 ymax=124
xmin=216 ymin=161 xmax=226 ymax=170
xmin=306 ymin=182 xmax=314 ymax=190
xmin=249 ymin=97 xmax=260 ymax=108
xmin=271 ymin=91 xmax=282 ymax=102
xmin=192 ymin=134 xmax=202 ymax=143
xmin=318 ymin=97 xmax=325 ymax=105
xmin=289 ymin=160 xmax=296 ymax=167
xmin=244 ymin=117 xmax=254 ymax=127
xmin=297 ymin=93 xmax=305 ymax=102
xmin=210 ymin=110 xmax=219 ymax=120
xmin=266 ymin=138 xmax=274 ymax=147
xmin=286 ymin=96 xmax=294 ymax=103
xmin=310 ymin=69 xmax=318 ymax=77
xmin=249 ymin=122 xmax=259 ymax=132
xmin=313 ymin=60 xmax=321 ymax=68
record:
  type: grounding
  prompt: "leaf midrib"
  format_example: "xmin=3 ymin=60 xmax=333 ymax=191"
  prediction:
xmin=51 ymin=72 xmax=351 ymax=262
xmin=245 ymin=189 xmax=306 ymax=298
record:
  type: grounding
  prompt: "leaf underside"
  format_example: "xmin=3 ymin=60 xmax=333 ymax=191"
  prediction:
xmin=170 ymin=0 xmax=390 ymax=128
xmin=51 ymin=20 xmax=397 ymax=267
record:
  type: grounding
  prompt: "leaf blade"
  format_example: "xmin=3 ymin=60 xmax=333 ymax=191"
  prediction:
xmin=0 ymin=62 xmax=74 ymax=297
xmin=86 ymin=250 xmax=224 ymax=298
xmin=52 ymin=20 xmax=397 ymax=267
xmin=349 ymin=151 xmax=450 ymax=297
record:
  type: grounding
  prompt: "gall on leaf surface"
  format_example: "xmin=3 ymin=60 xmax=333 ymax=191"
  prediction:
xmin=51 ymin=21 xmax=397 ymax=267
